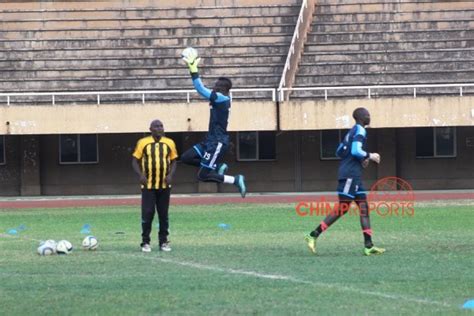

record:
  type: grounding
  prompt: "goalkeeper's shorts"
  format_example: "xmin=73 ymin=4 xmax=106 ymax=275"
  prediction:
xmin=193 ymin=141 xmax=228 ymax=170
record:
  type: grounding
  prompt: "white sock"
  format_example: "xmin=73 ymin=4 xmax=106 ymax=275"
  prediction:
xmin=223 ymin=175 xmax=235 ymax=184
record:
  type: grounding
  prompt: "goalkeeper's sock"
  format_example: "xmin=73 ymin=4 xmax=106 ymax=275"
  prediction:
xmin=223 ymin=175 xmax=235 ymax=184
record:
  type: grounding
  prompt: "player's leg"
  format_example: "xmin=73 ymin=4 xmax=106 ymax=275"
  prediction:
xmin=140 ymin=189 xmax=156 ymax=252
xmin=198 ymin=142 xmax=246 ymax=197
xmin=180 ymin=143 xmax=203 ymax=167
xmin=355 ymin=186 xmax=385 ymax=255
xmin=305 ymin=179 xmax=355 ymax=254
xmin=305 ymin=196 xmax=352 ymax=254
xmin=155 ymin=188 xmax=171 ymax=251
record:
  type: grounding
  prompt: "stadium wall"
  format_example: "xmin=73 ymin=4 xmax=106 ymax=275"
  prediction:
xmin=1 ymin=96 xmax=473 ymax=134
xmin=0 ymin=127 xmax=472 ymax=196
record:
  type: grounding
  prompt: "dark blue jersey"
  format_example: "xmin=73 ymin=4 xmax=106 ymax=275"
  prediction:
xmin=192 ymin=73 xmax=230 ymax=145
xmin=336 ymin=124 xmax=369 ymax=180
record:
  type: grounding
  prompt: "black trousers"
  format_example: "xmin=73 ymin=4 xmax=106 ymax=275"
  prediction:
xmin=141 ymin=188 xmax=171 ymax=246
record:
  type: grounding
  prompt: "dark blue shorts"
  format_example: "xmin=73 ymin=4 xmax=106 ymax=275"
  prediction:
xmin=193 ymin=141 xmax=228 ymax=170
xmin=337 ymin=178 xmax=366 ymax=199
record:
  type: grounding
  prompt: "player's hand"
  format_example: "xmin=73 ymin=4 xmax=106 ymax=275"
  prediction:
xmin=182 ymin=56 xmax=200 ymax=73
xmin=139 ymin=174 xmax=147 ymax=186
xmin=369 ymin=153 xmax=381 ymax=164
xmin=362 ymin=158 xmax=370 ymax=168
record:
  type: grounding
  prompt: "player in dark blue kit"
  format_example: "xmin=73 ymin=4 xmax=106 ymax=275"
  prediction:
xmin=179 ymin=48 xmax=246 ymax=198
xmin=305 ymin=107 xmax=385 ymax=256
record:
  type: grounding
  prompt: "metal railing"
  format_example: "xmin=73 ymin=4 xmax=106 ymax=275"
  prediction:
xmin=1 ymin=84 xmax=471 ymax=105
xmin=278 ymin=0 xmax=308 ymax=91
xmin=0 ymin=88 xmax=277 ymax=105
xmin=278 ymin=83 xmax=474 ymax=101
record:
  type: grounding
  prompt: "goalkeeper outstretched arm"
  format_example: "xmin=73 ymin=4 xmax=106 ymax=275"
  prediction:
xmin=182 ymin=50 xmax=230 ymax=102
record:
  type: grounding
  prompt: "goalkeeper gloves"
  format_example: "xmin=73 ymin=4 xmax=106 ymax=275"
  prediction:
xmin=182 ymin=55 xmax=200 ymax=74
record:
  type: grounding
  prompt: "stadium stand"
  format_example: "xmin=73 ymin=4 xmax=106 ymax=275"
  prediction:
xmin=0 ymin=0 xmax=299 ymax=103
xmin=292 ymin=0 xmax=474 ymax=98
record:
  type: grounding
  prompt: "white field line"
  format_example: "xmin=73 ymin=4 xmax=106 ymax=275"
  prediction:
xmin=0 ymin=233 xmax=455 ymax=309
xmin=124 ymin=253 xmax=454 ymax=309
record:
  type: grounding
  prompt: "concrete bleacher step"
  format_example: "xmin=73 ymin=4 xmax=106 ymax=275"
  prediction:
xmin=311 ymin=20 xmax=474 ymax=33
xmin=0 ymin=54 xmax=287 ymax=69
xmin=1 ymin=63 xmax=284 ymax=79
xmin=0 ymin=15 xmax=298 ymax=31
xmin=304 ymin=38 xmax=472 ymax=52
xmin=297 ymin=60 xmax=474 ymax=75
xmin=294 ymin=71 xmax=474 ymax=86
xmin=0 ymin=43 xmax=291 ymax=59
xmin=314 ymin=10 xmax=473 ymax=24
xmin=0 ymin=34 xmax=293 ymax=50
xmin=315 ymin=1 xmax=474 ymax=14
xmin=301 ymin=49 xmax=474 ymax=63
xmin=308 ymin=29 xmax=473 ymax=43
xmin=1 ymin=74 xmax=281 ymax=93
xmin=0 ymin=5 xmax=299 ymax=21
xmin=0 ymin=24 xmax=297 ymax=40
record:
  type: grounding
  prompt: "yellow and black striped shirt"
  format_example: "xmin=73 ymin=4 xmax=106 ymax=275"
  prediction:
xmin=132 ymin=136 xmax=178 ymax=189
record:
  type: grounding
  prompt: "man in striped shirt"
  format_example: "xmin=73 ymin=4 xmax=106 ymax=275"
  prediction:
xmin=132 ymin=119 xmax=178 ymax=253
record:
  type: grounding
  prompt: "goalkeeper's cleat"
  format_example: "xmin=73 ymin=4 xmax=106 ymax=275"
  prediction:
xmin=304 ymin=234 xmax=317 ymax=254
xmin=217 ymin=163 xmax=228 ymax=176
xmin=364 ymin=246 xmax=385 ymax=256
xmin=235 ymin=175 xmax=246 ymax=198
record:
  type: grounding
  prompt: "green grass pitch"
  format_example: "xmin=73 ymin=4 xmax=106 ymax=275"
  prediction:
xmin=1 ymin=202 xmax=473 ymax=315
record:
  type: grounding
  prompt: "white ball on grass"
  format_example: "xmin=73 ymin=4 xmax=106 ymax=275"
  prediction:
xmin=56 ymin=240 xmax=73 ymax=255
xmin=82 ymin=235 xmax=98 ymax=250
xmin=37 ymin=243 xmax=55 ymax=256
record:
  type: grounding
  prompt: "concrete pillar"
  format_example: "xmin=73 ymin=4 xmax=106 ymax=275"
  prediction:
xmin=20 ymin=135 xmax=41 ymax=196
xmin=376 ymin=129 xmax=397 ymax=179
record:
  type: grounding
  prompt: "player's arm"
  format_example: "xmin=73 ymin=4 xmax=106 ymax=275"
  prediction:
xmin=351 ymin=125 xmax=380 ymax=163
xmin=182 ymin=49 xmax=230 ymax=103
xmin=132 ymin=158 xmax=147 ymax=185
xmin=132 ymin=140 xmax=147 ymax=185
xmin=165 ymin=140 xmax=179 ymax=184
xmin=192 ymin=74 xmax=230 ymax=103
xmin=165 ymin=159 xmax=177 ymax=184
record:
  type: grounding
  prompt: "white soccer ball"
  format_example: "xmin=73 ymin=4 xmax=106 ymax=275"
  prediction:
xmin=40 ymin=239 xmax=57 ymax=249
xmin=37 ymin=243 xmax=55 ymax=256
xmin=181 ymin=47 xmax=198 ymax=61
xmin=56 ymin=240 xmax=73 ymax=255
xmin=82 ymin=235 xmax=98 ymax=250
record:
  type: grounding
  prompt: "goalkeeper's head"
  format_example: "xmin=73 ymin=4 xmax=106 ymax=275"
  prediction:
xmin=214 ymin=77 xmax=232 ymax=96
xmin=353 ymin=107 xmax=371 ymax=126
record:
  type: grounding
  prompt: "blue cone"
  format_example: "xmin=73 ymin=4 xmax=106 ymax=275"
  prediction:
xmin=7 ymin=229 xmax=18 ymax=235
xmin=462 ymin=300 xmax=474 ymax=309
xmin=80 ymin=223 xmax=91 ymax=234
xmin=218 ymin=223 xmax=231 ymax=230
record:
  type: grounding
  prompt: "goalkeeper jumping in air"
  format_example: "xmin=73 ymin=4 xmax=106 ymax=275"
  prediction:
xmin=305 ymin=107 xmax=386 ymax=256
xmin=179 ymin=48 xmax=247 ymax=198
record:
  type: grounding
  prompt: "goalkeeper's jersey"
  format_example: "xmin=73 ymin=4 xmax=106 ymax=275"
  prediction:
xmin=192 ymin=73 xmax=230 ymax=145
xmin=336 ymin=124 xmax=369 ymax=180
